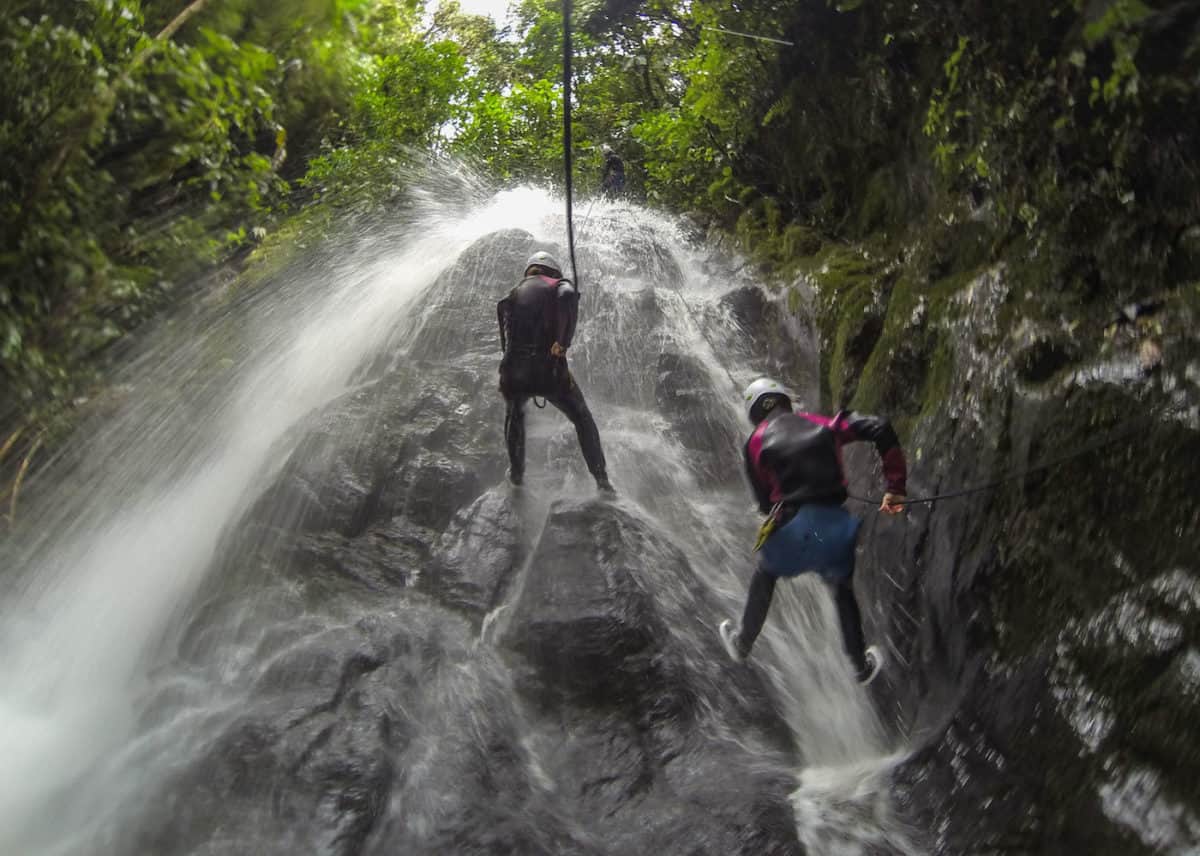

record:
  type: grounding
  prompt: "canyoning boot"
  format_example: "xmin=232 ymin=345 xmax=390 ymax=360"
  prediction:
xmin=719 ymin=620 xmax=748 ymax=663
xmin=508 ymin=468 xmax=524 ymax=487
xmin=595 ymin=475 xmax=616 ymax=495
xmin=858 ymin=645 xmax=884 ymax=685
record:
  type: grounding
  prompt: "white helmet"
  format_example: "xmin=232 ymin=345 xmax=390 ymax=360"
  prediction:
xmin=524 ymin=251 xmax=562 ymax=278
xmin=743 ymin=377 xmax=792 ymax=424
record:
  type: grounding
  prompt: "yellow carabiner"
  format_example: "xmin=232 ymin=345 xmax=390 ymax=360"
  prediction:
xmin=753 ymin=517 xmax=776 ymax=552
xmin=753 ymin=502 xmax=784 ymax=552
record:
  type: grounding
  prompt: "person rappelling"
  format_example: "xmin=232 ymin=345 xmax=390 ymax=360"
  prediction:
xmin=497 ymin=251 xmax=615 ymax=494
xmin=719 ymin=378 xmax=907 ymax=685
xmin=600 ymin=146 xmax=625 ymax=198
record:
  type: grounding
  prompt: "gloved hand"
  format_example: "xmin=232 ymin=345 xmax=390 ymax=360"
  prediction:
xmin=880 ymin=492 xmax=906 ymax=514
xmin=550 ymin=341 xmax=566 ymax=358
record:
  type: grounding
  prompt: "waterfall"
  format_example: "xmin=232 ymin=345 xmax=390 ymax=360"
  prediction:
xmin=0 ymin=180 xmax=916 ymax=855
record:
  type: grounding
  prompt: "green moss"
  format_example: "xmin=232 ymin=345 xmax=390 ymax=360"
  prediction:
xmin=792 ymin=243 xmax=892 ymax=408
xmin=848 ymin=264 xmax=983 ymax=439
xmin=780 ymin=222 xmax=824 ymax=259
xmin=855 ymin=166 xmax=905 ymax=236
xmin=828 ymin=280 xmax=883 ymax=408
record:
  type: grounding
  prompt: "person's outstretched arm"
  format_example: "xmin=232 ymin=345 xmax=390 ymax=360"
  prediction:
xmin=835 ymin=411 xmax=908 ymax=513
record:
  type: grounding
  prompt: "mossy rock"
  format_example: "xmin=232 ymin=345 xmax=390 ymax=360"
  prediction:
xmin=855 ymin=166 xmax=908 ymax=237
xmin=849 ymin=266 xmax=984 ymax=433
xmin=780 ymin=222 xmax=824 ymax=259
xmin=794 ymin=243 xmax=893 ymax=408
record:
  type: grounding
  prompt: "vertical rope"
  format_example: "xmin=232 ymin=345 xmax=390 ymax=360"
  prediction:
xmin=561 ymin=0 xmax=579 ymax=289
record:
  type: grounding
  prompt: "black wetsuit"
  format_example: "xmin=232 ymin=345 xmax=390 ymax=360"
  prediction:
xmin=497 ymin=274 xmax=607 ymax=484
xmin=601 ymin=153 xmax=625 ymax=197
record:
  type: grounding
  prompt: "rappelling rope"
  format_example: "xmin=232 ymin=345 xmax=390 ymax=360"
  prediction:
xmin=559 ymin=0 xmax=739 ymax=395
xmin=847 ymin=408 xmax=1158 ymax=508
xmin=561 ymin=0 xmax=580 ymax=290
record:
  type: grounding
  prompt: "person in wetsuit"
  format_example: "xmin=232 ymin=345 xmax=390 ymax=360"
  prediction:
xmin=497 ymin=251 xmax=613 ymax=493
xmin=600 ymin=147 xmax=625 ymax=198
xmin=719 ymin=378 xmax=907 ymax=684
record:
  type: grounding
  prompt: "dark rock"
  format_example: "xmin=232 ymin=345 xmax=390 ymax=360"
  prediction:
xmin=1011 ymin=320 xmax=1080 ymax=384
xmin=502 ymin=499 xmax=671 ymax=706
xmin=842 ymin=265 xmax=1200 ymax=852
xmin=123 ymin=611 xmax=442 ymax=856
xmin=498 ymin=498 xmax=804 ymax=854
xmin=655 ymin=350 xmax=742 ymax=484
xmin=719 ymin=285 xmax=816 ymax=398
xmin=427 ymin=485 xmax=525 ymax=615
xmin=100 ymin=223 xmax=863 ymax=855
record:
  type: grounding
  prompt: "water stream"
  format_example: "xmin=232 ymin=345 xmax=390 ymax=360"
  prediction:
xmin=0 ymin=181 xmax=918 ymax=854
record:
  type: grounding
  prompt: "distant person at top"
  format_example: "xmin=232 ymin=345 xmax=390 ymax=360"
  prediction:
xmin=496 ymin=251 xmax=614 ymax=494
xmin=600 ymin=147 xmax=625 ymax=198
xmin=719 ymin=378 xmax=907 ymax=685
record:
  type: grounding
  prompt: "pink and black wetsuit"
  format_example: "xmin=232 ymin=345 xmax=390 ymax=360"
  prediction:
xmin=743 ymin=409 xmax=907 ymax=514
xmin=732 ymin=406 xmax=908 ymax=677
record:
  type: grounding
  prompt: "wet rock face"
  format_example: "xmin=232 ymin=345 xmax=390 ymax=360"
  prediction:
xmin=119 ymin=228 xmax=808 ymax=855
xmin=133 ymin=489 xmax=804 ymax=856
xmin=655 ymin=350 xmax=742 ymax=483
xmin=499 ymin=498 xmax=803 ymax=855
xmin=838 ymin=265 xmax=1200 ymax=852
xmin=718 ymin=285 xmax=818 ymax=404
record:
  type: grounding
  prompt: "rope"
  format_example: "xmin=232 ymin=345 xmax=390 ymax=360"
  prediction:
xmin=847 ymin=410 xmax=1155 ymax=508
xmin=557 ymin=0 xmax=740 ymax=396
xmin=702 ymin=25 xmax=795 ymax=46
xmin=576 ymin=195 xmax=598 ymax=245
xmin=561 ymin=0 xmax=579 ymax=289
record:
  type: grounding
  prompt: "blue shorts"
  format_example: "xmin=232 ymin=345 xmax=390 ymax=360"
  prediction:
xmin=758 ymin=504 xmax=861 ymax=583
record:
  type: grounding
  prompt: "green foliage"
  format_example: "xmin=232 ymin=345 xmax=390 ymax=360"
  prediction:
xmin=451 ymin=79 xmax=564 ymax=183
xmin=0 ymin=0 xmax=475 ymax=429
xmin=0 ymin=0 xmax=292 ymax=417
xmin=5 ymin=0 xmax=1198 ymax=470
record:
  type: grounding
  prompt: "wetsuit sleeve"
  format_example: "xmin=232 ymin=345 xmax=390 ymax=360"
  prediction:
xmin=837 ymin=411 xmax=908 ymax=495
xmin=556 ymin=280 xmax=579 ymax=348
xmin=743 ymin=437 xmax=773 ymax=514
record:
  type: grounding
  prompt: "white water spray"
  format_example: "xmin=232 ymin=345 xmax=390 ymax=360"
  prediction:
xmin=0 ymin=186 xmax=913 ymax=853
xmin=0 ymin=185 xmax=567 ymax=851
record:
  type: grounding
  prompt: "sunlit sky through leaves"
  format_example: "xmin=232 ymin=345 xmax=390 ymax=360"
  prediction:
xmin=447 ymin=0 xmax=513 ymax=22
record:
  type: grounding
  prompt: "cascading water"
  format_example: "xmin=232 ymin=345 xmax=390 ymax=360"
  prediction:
xmin=1 ymin=177 xmax=920 ymax=854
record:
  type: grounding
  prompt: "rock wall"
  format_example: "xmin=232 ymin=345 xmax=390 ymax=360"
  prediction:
xmin=809 ymin=246 xmax=1200 ymax=852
